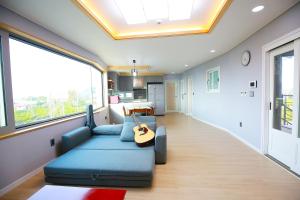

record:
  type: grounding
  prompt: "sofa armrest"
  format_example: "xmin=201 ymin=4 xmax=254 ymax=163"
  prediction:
xmin=155 ymin=126 xmax=167 ymax=164
xmin=62 ymin=127 xmax=91 ymax=153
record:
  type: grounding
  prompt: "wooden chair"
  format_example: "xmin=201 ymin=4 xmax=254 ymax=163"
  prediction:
xmin=123 ymin=106 xmax=130 ymax=116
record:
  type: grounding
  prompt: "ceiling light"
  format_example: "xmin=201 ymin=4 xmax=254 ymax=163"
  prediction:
xmin=252 ymin=5 xmax=264 ymax=13
xmin=142 ymin=0 xmax=168 ymax=20
xmin=210 ymin=49 xmax=216 ymax=53
xmin=132 ymin=69 xmax=138 ymax=76
xmin=169 ymin=0 xmax=194 ymax=21
xmin=131 ymin=60 xmax=138 ymax=76
xmin=185 ymin=64 xmax=189 ymax=67
xmin=171 ymin=72 xmax=175 ymax=74
xmin=115 ymin=0 xmax=146 ymax=24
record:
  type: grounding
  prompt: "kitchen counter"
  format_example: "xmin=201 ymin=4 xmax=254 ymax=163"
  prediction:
xmin=119 ymin=99 xmax=148 ymax=103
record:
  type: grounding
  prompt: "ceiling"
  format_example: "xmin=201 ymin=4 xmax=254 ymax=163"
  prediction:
xmin=73 ymin=0 xmax=231 ymax=39
xmin=0 ymin=0 xmax=298 ymax=74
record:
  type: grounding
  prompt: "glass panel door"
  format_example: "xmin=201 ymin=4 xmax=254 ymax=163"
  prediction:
xmin=272 ymin=50 xmax=294 ymax=134
xmin=268 ymin=42 xmax=296 ymax=169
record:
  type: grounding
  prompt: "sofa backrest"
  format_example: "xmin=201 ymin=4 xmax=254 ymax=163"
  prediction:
xmin=62 ymin=127 xmax=91 ymax=153
xmin=124 ymin=116 xmax=156 ymax=123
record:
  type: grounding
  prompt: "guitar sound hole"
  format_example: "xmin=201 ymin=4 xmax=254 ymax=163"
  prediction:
xmin=139 ymin=127 xmax=148 ymax=133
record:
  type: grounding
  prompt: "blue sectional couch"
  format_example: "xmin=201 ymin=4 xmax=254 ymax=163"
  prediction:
xmin=44 ymin=116 xmax=167 ymax=187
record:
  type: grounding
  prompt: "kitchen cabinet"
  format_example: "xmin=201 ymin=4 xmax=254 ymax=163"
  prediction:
xmin=117 ymin=75 xmax=164 ymax=92
xmin=108 ymin=72 xmax=119 ymax=92
xmin=143 ymin=76 xmax=164 ymax=88
xmin=118 ymin=76 xmax=133 ymax=91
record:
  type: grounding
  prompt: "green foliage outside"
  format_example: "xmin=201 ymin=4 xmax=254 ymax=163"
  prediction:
xmin=14 ymin=90 xmax=89 ymax=127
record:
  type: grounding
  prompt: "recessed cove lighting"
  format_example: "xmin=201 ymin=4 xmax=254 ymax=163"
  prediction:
xmin=252 ymin=5 xmax=264 ymax=13
xmin=210 ymin=49 xmax=216 ymax=53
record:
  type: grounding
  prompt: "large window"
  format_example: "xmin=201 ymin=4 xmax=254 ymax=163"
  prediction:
xmin=9 ymin=37 xmax=103 ymax=127
xmin=0 ymin=36 xmax=6 ymax=127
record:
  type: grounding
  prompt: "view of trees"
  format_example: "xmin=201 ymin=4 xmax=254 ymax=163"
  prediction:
xmin=14 ymin=90 xmax=91 ymax=126
xmin=9 ymin=38 xmax=103 ymax=127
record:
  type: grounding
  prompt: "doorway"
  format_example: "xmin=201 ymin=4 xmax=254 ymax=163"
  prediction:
xmin=267 ymin=40 xmax=300 ymax=174
xmin=180 ymin=79 xmax=186 ymax=113
xmin=187 ymin=77 xmax=193 ymax=115
xmin=165 ymin=80 xmax=178 ymax=112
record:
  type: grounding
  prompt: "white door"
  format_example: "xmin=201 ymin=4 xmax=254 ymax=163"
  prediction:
xmin=180 ymin=79 xmax=185 ymax=113
xmin=187 ymin=77 xmax=193 ymax=115
xmin=268 ymin=40 xmax=300 ymax=174
xmin=165 ymin=80 xmax=178 ymax=112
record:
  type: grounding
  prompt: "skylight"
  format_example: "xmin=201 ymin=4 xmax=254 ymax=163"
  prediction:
xmin=142 ymin=0 xmax=168 ymax=20
xmin=115 ymin=0 xmax=146 ymax=24
xmin=114 ymin=0 xmax=194 ymax=24
xmin=169 ymin=0 xmax=194 ymax=21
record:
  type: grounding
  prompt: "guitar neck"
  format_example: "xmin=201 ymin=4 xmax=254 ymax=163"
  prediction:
xmin=132 ymin=113 xmax=142 ymax=128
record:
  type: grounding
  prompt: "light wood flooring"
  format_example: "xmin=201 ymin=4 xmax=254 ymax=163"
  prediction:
xmin=1 ymin=113 xmax=300 ymax=200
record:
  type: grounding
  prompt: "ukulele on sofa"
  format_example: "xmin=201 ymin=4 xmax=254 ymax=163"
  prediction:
xmin=131 ymin=114 xmax=155 ymax=147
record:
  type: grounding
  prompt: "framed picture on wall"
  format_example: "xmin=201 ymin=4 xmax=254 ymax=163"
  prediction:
xmin=206 ymin=66 xmax=220 ymax=93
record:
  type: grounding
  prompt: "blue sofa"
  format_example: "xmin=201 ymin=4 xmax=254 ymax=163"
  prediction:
xmin=44 ymin=116 xmax=167 ymax=187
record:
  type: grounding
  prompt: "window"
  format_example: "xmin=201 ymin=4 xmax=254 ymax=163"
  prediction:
xmin=91 ymin=67 xmax=103 ymax=109
xmin=206 ymin=67 xmax=220 ymax=93
xmin=0 ymin=36 xmax=6 ymax=127
xmin=9 ymin=37 xmax=103 ymax=127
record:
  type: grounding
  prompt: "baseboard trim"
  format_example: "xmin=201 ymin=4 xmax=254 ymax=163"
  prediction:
xmin=190 ymin=115 xmax=262 ymax=154
xmin=0 ymin=162 xmax=47 ymax=197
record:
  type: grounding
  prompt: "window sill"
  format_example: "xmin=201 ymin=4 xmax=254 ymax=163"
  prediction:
xmin=0 ymin=107 xmax=107 ymax=140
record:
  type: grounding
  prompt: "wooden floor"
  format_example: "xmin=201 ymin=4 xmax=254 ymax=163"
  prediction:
xmin=1 ymin=113 xmax=300 ymax=200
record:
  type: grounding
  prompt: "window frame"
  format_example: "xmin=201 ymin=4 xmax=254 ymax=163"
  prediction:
xmin=9 ymin=35 xmax=104 ymax=129
xmin=0 ymin=35 xmax=7 ymax=127
xmin=206 ymin=66 xmax=220 ymax=93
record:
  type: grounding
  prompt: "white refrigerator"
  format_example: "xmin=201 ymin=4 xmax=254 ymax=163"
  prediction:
xmin=147 ymin=83 xmax=165 ymax=115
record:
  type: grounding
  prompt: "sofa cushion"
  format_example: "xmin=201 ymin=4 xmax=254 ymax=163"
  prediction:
xmin=120 ymin=122 xmax=156 ymax=142
xmin=44 ymin=149 xmax=155 ymax=187
xmin=92 ymin=124 xmax=123 ymax=135
xmin=76 ymin=135 xmax=154 ymax=150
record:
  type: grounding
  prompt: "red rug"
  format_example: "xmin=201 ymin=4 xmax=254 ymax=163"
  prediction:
xmin=83 ymin=188 xmax=127 ymax=200
xmin=28 ymin=185 xmax=127 ymax=200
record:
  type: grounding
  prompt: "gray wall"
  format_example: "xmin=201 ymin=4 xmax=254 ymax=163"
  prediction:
xmin=181 ymin=3 xmax=300 ymax=150
xmin=0 ymin=6 xmax=109 ymax=191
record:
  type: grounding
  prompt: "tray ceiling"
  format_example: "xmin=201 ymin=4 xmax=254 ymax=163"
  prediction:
xmin=73 ymin=0 xmax=231 ymax=39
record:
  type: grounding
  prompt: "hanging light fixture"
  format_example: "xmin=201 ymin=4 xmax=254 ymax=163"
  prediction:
xmin=131 ymin=59 xmax=138 ymax=76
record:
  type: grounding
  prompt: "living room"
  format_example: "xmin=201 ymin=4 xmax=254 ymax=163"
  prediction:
xmin=0 ymin=0 xmax=300 ymax=199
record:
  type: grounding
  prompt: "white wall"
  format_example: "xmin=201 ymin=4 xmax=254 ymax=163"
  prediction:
xmin=181 ymin=3 xmax=300 ymax=150
xmin=0 ymin=6 xmax=109 ymax=192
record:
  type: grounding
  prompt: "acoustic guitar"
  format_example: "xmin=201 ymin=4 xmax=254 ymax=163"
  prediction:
xmin=132 ymin=114 xmax=155 ymax=147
